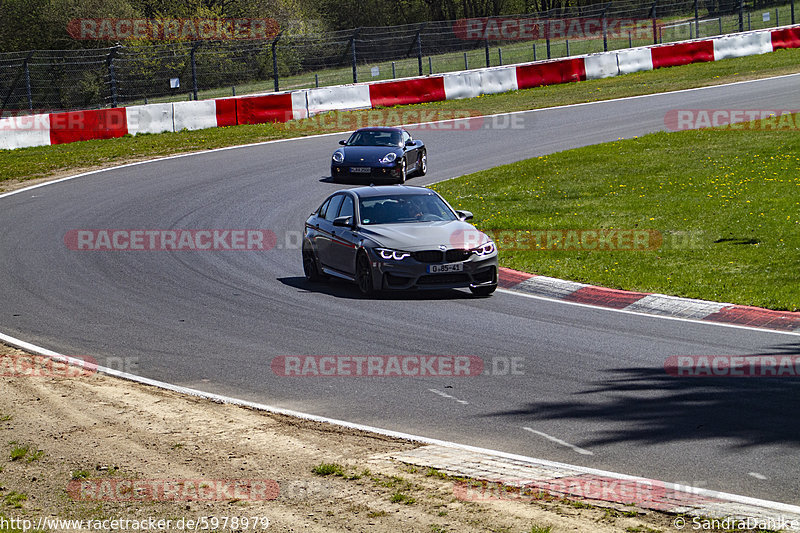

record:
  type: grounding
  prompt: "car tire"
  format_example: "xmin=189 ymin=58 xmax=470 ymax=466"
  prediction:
xmin=303 ymin=248 xmax=327 ymax=282
xmin=356 ymin=251 xmax=375 ymax=296
xmin=396 ymin=159 xmax=406 ymax=184
xmin=469 ymin=284 xmax=496 ymax=297
xmin=416 ymin=150 xmax=427 ymax=176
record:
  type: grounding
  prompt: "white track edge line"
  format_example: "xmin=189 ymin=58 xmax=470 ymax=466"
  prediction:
xmin=1 ymin=329 xmax=799 ymax=515
xmin=496 ymin=287 xmax=800 ymax=337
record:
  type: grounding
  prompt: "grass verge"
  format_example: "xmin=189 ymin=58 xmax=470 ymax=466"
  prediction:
xmin=1 ymin=47 xmax=800 ymax=187
xmin=431 ymin=115 xmax=800 ymax=310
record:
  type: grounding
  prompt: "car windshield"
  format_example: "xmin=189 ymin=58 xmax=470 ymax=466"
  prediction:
xmin=346 ymin=130 xmax=403 ymax=147
xmin=359 ymin=193 xmax=458 ymax=225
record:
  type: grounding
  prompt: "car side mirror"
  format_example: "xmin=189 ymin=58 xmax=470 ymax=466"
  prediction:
xmin=333 ymin=216 xmax=354 ymax=228
xmin=457 ymin=210 xmax=473 ymax=221
xmin=339 ymin=140 xmax=347 ymax=145
xmin=405 ymin=139 xmax=414 ymax=146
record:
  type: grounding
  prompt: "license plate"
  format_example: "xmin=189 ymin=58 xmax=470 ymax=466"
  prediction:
xmin=350 ymin=167 xmax=371 ymax=173
xmin=428 ymin=263 xmax=463 ymax=274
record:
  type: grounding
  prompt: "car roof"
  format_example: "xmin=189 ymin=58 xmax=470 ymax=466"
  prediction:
xmin=346 ymin=185 xmax=437 ymax=199
xmin=352 ymin=127 xmax=405 ymax=133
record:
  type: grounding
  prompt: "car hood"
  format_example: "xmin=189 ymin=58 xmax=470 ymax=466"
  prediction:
xmin=359 ymin=220 xmax=490 ymax=251
xmin=339 ymin=145 xmax=402 ymax=164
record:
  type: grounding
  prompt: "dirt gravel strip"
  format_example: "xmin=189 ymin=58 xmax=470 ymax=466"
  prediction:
xmin=3 ymin=343 xmax=800 ymax=532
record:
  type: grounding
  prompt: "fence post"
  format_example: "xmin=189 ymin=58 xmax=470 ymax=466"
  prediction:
xmin=464 ymin=52 xmax=468 ymax=70
xmin=428 ymin=56 xmax=433 ymax=74
xmin=739 ymin=0 xmax=744 ymax=32
xmin=602 ymin=4 xmax=609 ymax=52
xmin=416 ymin=31 xmax=423 ymax=76
xmin=498 ymin=48 xmax=503 ymax=65
xmin=776 ymin=8 xmax=779 ymax=26
xmin=107 ymin=47 xmax=119 ymax=107
xmin=351 ymin=34 xmax=358 ymax=83
xmin=651 ymin=0 xmax=658 ymax=45
xmin=484 ymin=37 xmax=490 ymax=67
xmin=694 ymin=0 xmax=700 ymax=38
xmin=315 ymin=73 xmax=319 ymax=87
xmin=24 ymin=55 xmax=33 ymax=112
xmin=792 ymin=0 xmax=796 ymax=24
xmin=190 ymin=42 xmax=199 ymax=101
xmin=272 ymin=33 xmax=282 ymax=92
xmin=628 ymin=31 xmax=632 ymax=48
xmin=566 ymin=39 xmax=570 ymax=56
xmin=533 ymin=43 xmax=537 ymax=61
xmin=391 ymin=62 xmax=396 ymax=78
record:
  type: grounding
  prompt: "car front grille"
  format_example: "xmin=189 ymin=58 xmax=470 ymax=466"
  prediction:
xmin=412 ymin=250 xmax=443 ymax=263
xmin=445 ymin=249 xmax=473 ymax=262
xmin=412 ymin=249 xmax=472 ymax=263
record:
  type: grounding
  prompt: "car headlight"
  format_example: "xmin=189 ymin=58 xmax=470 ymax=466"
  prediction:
xmin=380 ymin=152 xmax=397 ymax=164
xmin=377 ymin=247 xmax=410 ymax=261
xmin=473 ymin=241 xmax=496 ymax=256
xmin=332 ymin=151 xmax=344 ymax=163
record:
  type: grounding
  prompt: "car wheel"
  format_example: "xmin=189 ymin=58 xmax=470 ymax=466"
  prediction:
xmin=469 ymin=284 xmax=496 ymax=297
xmin=396 ymin=159 xmax=406 ymax=184
xmin=416 ymin=150 xmax=427 ymax=176
xmin=356 ymin=251 xmax=375 ymax=296
xmin=303 ymin=248 xmax=326 ymax=282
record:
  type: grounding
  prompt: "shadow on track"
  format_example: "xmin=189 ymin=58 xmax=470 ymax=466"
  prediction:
xmin=278 ymin=276 xmax=474 ymax=301
xmin=481 ymin=343 xmax=800 ymax=449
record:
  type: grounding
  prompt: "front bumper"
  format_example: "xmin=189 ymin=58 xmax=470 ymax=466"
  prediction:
xmin=368 ymin=250 xmax=498 ymax=291
xmin=331 ymin=163 xmax=403 ymax=182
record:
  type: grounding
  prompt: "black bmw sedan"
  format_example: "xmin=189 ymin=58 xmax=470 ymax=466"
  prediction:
xmin=303 ymin=185 xmax=497 ymax=297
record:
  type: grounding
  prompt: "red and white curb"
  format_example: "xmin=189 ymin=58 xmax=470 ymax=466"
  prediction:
xmin=498 ymin=267 xmax=800 ymax=333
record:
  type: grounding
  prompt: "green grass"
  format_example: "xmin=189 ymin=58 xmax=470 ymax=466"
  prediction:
xmin=431 ymin=118 xmax=800 ymax=310
xmin=311 ymin=462 xmax=346 ymax=477
xmin=2 ymin=46 xmax=799 ymax=188
xmin=8 ymin=446 xmax=27 ymax=462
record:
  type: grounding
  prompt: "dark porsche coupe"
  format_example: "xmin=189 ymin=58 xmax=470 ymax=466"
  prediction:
xmin=330 ymin=127 xmax=426 ymax=184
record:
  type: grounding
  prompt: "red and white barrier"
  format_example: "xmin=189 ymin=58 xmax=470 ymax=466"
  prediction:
xmin=584 ymin=52 xmax=620 ymax=79
xmin=173 ymin=100 xmax=218 ymax=132
xmin=368 ymin=78 xmax=446 ymax=108
xmin=49 ymin=109 xmax=128 ymax=145
xmin=0 ymin=113 xmax=50 ymax=150
xmin=126 ymin=103 xmax=174 ymax=135
xmin=616 ymin=47 xmax=654 ymax=74
xmin=713 ymin=31 xmax=773 ymax=60
xmin=306 ymin=85 xmax=371 ymax=116
xmin=2 ymin=24 xmax=799 ymax=150
xmin=442 ymin=67 xmax=519 ymax=100
xmin=516 ymin=57 xmax=586 ymax=89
